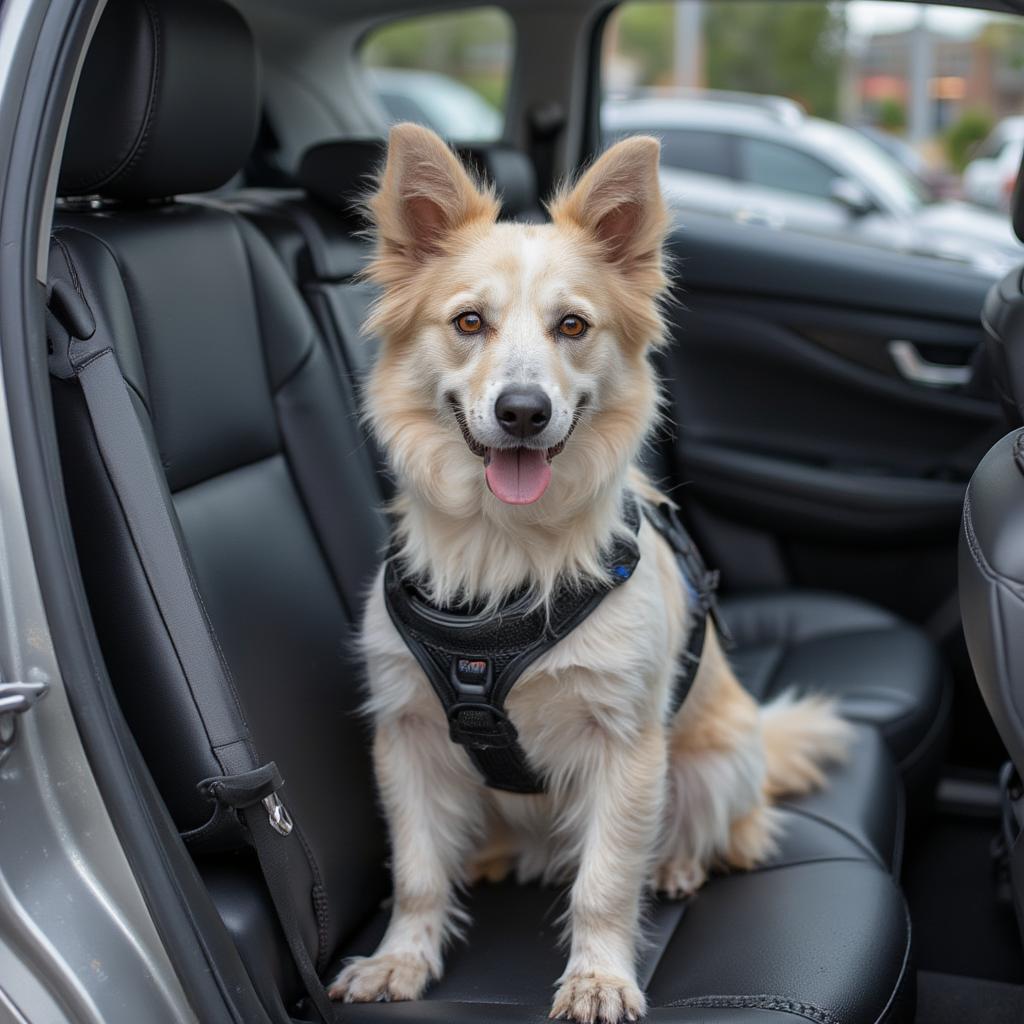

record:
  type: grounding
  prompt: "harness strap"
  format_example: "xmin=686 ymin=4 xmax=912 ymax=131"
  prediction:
xmin=385 ymin=494 xmax=727 ymax=795
xmin=644 ymin=501 xmax=733 ymax=717
xmin=384 ymin=499 xmax=643 ymax=794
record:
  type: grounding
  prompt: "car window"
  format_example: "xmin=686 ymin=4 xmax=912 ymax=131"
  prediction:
xmin=659 ymin=129 xmax=734 ymax=176
xmin=608 ymin=126 xmax=734 ymax=177
xmin=360 ymin=8 xmax=512 ymax=142
xmin=738 ymin=138 xmax=836 ymax=199
xmin=601 ymin=1 xmax=1024 ymax=275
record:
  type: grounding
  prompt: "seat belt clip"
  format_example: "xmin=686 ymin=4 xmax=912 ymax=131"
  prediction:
xmin=201 ymin=761 xmax=294 ymax=836
xmin=262 ymin=791 xmax=294 ymax=836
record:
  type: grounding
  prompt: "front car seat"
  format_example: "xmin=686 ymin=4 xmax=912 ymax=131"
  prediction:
xmin=962 ymin=148 xmax=1024 ymax=946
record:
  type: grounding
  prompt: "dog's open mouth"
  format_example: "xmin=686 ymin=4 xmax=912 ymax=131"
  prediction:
xmin=450 ymin=399 xmax=583 ymax=506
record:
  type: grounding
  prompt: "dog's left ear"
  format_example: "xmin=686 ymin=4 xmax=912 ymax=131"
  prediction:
xmin=550 ymin=136 xmax=668 ymax=276
xmin=369 ymin=123 xmax=499 ymax=264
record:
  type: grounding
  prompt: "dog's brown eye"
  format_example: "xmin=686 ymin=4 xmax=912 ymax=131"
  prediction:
xmin=558 ymin=315 xmax=588 ymax=339
xmin=454 ymin=311 xmax=484 ymax=335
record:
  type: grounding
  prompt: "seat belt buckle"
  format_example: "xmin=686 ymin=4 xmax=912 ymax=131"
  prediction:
xmin=262 ymin=791 xmax=294 ymax=836
xmin=447 ymin=702 xmax=519 ymax=750
xmin=201 ymin=761 xmax=294 ymax=836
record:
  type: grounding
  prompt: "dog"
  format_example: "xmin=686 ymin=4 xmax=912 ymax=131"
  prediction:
xmin=328 ymin=123 xmax=851 ymax=1023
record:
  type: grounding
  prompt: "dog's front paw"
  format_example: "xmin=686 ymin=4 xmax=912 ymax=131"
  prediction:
xmin=550 ymin=970 xmax=646 ymax=1023
xmin=328 ymin=953 xmax=431 ymax=1003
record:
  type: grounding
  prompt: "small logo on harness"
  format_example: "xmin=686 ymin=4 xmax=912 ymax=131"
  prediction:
xmin=457 ymin=659 xmax=488 ymax=676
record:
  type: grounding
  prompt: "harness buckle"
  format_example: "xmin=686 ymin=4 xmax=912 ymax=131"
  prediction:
xmin=447 ymin=702 xmax=519 ymax=750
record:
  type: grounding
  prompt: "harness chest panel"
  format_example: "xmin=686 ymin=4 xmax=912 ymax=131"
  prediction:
xmin=383 ymin=496 xmax=727 ymax=794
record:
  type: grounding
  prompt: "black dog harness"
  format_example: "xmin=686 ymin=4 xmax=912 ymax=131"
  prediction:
xmin=384 ymin=495 xmax=730 ymax=794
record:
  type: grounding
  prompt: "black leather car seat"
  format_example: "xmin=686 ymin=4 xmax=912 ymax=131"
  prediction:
xmin=960 ymin=428 xmax=1024 ymax=948
xmin=963 ymin=151 xmax=1024 ymax=946
xmin=721 ymin=590 xmax=948 ymax=801
xmin=50 ymin=0 xmax=914 ymax=1020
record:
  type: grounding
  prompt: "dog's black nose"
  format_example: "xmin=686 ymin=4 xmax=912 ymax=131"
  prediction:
xmin=495 ymin=387 xmax=551 ymax=439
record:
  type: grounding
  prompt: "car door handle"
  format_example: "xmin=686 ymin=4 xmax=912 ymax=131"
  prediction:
xmin=887 ymin=340 xmax=972 ymax=388
xmin=734 ymin=208 xmax=786 ymax=230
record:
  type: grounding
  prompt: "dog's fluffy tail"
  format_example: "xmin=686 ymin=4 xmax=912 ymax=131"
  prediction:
xmin=760 ymin=691 xmax=853 ymax=799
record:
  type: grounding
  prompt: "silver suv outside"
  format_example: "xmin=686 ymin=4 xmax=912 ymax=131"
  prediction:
xmin=603 ymin=91 xmax=1022 ymax=275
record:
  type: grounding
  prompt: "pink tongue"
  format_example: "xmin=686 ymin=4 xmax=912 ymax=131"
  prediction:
xmin=485 ymin=447 xmax=552 ymax=505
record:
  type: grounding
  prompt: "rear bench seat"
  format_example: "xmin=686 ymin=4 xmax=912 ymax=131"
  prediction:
xmin=230 ymin=138 xmax=951 ymax=807
xmin=50 ymin=0 xmax=913 ymax=1020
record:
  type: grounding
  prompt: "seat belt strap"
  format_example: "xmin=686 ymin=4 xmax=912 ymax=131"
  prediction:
xmin=46 ymin=266 xmax=334 ymax=1022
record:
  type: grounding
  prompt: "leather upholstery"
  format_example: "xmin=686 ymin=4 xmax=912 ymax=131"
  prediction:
xmin=458 ymin=144 xmax=544 ymax=221
xmin=59 ymin=0 xmax=259 ymax=200
xmin=51 ymin=0 xmax=915 ymax=1019
xmin=982 ymin=265 xmax=1024 ymax=424
xmin=52 ymin=209 xmax=391 ymax=970
xmin=336 ymin=763 xmax=911 ymax=1024
xmin=722 ymin=590 xmax=949 ymax=799
xmin=298 ymin=140 xmax=383 ymax=227
xmin=960 ymin=428 xmax=1024 ymax=772
xmin=959 ymin=429 xmax=1024 ymax=951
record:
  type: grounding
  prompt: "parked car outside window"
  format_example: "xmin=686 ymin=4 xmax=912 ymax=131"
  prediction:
xmin=603 ymin=1 xmax=1024 ymax=276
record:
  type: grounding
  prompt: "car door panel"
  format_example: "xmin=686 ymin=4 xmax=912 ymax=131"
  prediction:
xmin=660 ymin=211 xmax=1003 ymax=620
xmin=671 ymin=207 xmax=995 ymax=311
xmin=658 ymin=202 xmax=1010 ymax=771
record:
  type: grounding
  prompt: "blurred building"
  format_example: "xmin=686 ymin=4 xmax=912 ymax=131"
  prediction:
xmin=855 ymin=24 xmax=1024 ymax=132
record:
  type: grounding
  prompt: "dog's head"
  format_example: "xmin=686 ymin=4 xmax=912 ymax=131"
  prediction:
xmin=364 ymin=124 xmax=670 ymax=517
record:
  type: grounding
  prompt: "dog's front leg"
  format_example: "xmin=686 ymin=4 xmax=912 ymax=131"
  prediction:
xmin=551 ymin=724 xmax=667 ymax=1023
xmin=329 ymin=712 xmax=480 ymax=1003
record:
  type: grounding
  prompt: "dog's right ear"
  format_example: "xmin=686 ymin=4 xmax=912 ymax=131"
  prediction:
xmin=368 ymin=123 xmax=498 ymax=263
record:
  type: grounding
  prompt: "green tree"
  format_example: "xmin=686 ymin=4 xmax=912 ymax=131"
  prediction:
xmin=613 ymin=3 xmax=676 ymax=87
xmin=945 ymin=109 xmax=995 ymax=172
xmin=609 ymin=2 xmax=846 ymax=118
xmin=878 ymin=98 xmax=906 ymax=133
xmin=363 ymin=9 xmax=511 ymax=108
xmin=703 ymin=2 xmax=846 ymax=118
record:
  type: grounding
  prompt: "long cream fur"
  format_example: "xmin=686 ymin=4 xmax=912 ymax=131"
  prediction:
xmin=329 ymin=123 xmax=852 ymax=1023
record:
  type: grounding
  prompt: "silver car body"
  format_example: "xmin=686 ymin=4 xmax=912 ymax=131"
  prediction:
xmin=604 ymin=95 xmax=1022 ymax=275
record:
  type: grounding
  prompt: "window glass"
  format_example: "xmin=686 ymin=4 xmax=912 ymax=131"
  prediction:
xmin=361 ymin=8 xmax=512 ymax=142
xmin=606 ymin=125 xmax=734 ymax=176
xmin=660 ymin=129 xmax=734 ymax=176
xmin=738 ymin=138 xmax=836 ymax=198
xmin=602 ymin=1 xmax=1024 ymax=274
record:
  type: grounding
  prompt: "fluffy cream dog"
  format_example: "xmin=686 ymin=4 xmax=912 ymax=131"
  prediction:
xmin=329 ymin=123 xmax=850 ymax=1023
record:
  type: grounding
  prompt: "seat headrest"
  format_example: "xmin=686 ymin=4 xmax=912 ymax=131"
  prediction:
xmin=297 ymin=139 xmax=541 ymax=225
xmin=298 ymin=140 xmax=386 ymax=227
xmin=59 ymin=0 xmax=259 ymax=201
xmin=457 ymin=145 xmax=540 ymax=221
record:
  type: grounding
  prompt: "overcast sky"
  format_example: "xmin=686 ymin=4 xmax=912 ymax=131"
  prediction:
xmin=847 ymin=1 xmax=1001 ymax=39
